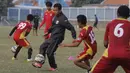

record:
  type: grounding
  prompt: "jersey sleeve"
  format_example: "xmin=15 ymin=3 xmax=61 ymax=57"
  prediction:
xmin=104 ymin=23 xmax=110 ymax=41
xmin=26 ymin=24 xmax=32 ymax=32
xmin=73 ymin=29 xmax=86 ymax=43
xmin=61 ymin=17 xmax=76 ymax=39
xmin=39 ymin=12 xmax=46 ymax=28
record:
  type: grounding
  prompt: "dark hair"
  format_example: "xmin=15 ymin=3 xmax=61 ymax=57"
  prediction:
xmin=117 ymin=5 xmax=130 ymax=18
xmin=53 ymin=3 xmax=62 ymax=10
xmin=27 ymin=14 xmax=34 ymax=21
xmin=46 ymin=1 xmax=52 ymax=7
xmin=77 ymin=15 xmax=87 ymax=25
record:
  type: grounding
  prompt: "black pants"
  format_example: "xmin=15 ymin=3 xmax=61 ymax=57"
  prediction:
xmin=33 ymin=23 xmax=38 ymax=30
xmin=39 ymin=38 xmax=63 ymax=68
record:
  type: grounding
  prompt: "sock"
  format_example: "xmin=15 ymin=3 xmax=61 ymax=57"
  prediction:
xmin=28 ymin=48 xmax=33 ymax=59
xmin=14 ymin=46 xmax=22 ymax=58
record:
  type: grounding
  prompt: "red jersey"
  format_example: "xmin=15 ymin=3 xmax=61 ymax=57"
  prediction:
xmin=75 ymin=25 xmax=97 ymax=52
xmin=39 ymin=10 xmax=55 ymax=31
xmin=104 ymin=18 xmax=130 ymax=58
xmin=13 ymin=21 xmax=32 ymax=40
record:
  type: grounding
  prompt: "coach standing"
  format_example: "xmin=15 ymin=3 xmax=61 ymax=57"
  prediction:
xmin=32 ymin=3 xmax=76 ymax=71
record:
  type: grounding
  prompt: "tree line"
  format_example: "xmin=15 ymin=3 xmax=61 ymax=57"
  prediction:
xmin=71 ymin=0 xmax=103 ymax=7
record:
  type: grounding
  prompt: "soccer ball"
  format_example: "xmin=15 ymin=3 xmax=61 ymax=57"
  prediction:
xmin=34 ymin=54 xmax=45 ymax=64
xmin=11 ymin=46 xmax=17 ymax=53
xmin=32 ymin=54 xmax=45 ymax=68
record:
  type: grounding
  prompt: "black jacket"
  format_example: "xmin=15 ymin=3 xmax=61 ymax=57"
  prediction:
xmin=48 ymin=12 xmax=76 ymax=40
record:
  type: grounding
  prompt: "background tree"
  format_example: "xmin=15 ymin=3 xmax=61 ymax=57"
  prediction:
xmin=0 ymin=0 xmax=14 ymax=16
xmin=71 ymin=0 xmax=104 ymax=7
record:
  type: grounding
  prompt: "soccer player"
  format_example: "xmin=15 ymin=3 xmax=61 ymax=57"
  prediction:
xmin=91 ymin=5 xmax=130 ymax=73
xmin=60 ymin=15 xmax=97 ymax=73
xmin=33 ymin=13 xmax=40 ymax=36
xmin=9 ymin=14 xmax=34 ymax=62
xmin=93 ymin=14 xmax=98 ymax=29
xmin=32 ymin=3 xmax=76 ymax=71
xmin=39 ymin=1 xmax=55 ymax=39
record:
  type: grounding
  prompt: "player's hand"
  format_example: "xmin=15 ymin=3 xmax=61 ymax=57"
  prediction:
xmin=44 ymin=32 xmax=49 ymax=36
xmin=8 ymin=36 xmax=12 ymax=39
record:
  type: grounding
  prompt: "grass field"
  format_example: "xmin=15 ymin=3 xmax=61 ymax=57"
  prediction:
xmin=0 ymin=25 xmax=124 ymax=73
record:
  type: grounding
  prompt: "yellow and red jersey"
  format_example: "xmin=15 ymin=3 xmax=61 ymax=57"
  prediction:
xmin=13 ymin=21 xmax=32 ymax=40
xmin=104 ymin=18 xmax=130 ymax=58
xmin=91 ymin=18 xmax=130 ymax=73
xmin=39 ymin=10 xmax=55 ymax=31
xmin=74 ymin=25 xmax=97 ymax=58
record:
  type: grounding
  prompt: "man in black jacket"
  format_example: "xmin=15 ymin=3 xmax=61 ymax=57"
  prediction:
xmin=32 ymin=3 xmax=76 ymax=71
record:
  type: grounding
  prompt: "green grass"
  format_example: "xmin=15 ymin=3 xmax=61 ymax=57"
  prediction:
xmin=0 ymin=26 xmax=124 ymax=73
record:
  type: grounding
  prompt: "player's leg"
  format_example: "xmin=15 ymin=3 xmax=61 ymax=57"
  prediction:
xmin=74 ymin=52 xmax=91 ymax=71
xmin=21 ymin=39 xmax=33 ymax=61
xmin=91 ymin=49 xmax=118 ymax=73
xmin=121 ymin=59 xmax=130 ymax=73
xmin=12 ymin=39 xmax=23 ymax=60
xmin=84 ymin=60 xmax=91 ymax=73
xmin=46 ymin=38 xmax=63 ymax=70
xmin=32 ymin=39 xmax=51 ymax=68
xmin=15 ymin=38 xmax=33 ymax=61
xmin=33 ymin=25 xmax=35 ymax=36
xmin=39 ymin=39 xmax=51 ymax=57
xmin=35 ymin=23 xmax=38 ymax=36
xmin=74 ymin=58 xmax=91 ymax=70
xmin=26 ymin=46 xmax=33 ymax=61
xmin=74 ymin=46 xmax=96 ymax=71
xmin=33 ymin=23 xmax=38 ymax=36
xmin=91 ymin=57 xmax=118 ymax=73
xmin=12 ymin=45 xmax=22 ymax=60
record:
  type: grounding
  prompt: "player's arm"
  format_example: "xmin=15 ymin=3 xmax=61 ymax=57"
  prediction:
xmin=9 ymin=26 xmax=17 ymax=36
xmin=104 ymin=23 xmax=109 ymax=48
xmin=25 ymin=26 xmax=32 ymax=37
xmin=61 ymin=18 xmax=76 ymax=39
xmin=60 ymin=41 xmax=81 ymax=47
xmin=39 ymin=13 xmax=46 ymax=29
xmin=60 ymin=31 xmax=84 ymax=47
xmin=25 ymin=32 xmax=30 ymax=37
xmin=44 ymin=26 xmax=53 ymax=36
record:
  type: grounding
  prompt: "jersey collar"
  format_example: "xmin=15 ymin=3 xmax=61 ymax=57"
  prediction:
xmin=116 ymin=18 xmax=128 ymax=21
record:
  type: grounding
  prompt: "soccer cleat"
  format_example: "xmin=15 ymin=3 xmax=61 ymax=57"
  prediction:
xmin=32 ymin=62 xmax=42 ymax=68
xmin=12 ymin=57 xmax=17 ymax=60
xmin=49 ymin=68 xmax=57 ymax=71
xmin=27 ymin=58 xmax=33 ymax=62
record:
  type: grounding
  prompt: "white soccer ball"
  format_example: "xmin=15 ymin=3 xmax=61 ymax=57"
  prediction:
xmin=34 ymin=54 xmax=45 ymax=64
xmin=11 ymin=46 xmax=17 ymax=53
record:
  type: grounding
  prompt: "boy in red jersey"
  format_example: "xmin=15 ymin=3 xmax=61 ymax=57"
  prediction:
xmin=60 ymin=15 xmax=97 ymax=73
xmin=39 ymin=1 xmax=55 ymax=39
xmin=9 ymin=14 xmax=34 ymax=62
xmin=91 ymin=5 xmax=130 ymax=73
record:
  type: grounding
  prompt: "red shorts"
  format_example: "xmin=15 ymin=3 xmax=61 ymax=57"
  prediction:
xmin=91 ymin=49 xmax=130 ymax=73
xmin=14 ymin=38 xmax=30 ymax=47
xmin=77 ymin=47 xmax=96 ymax=60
